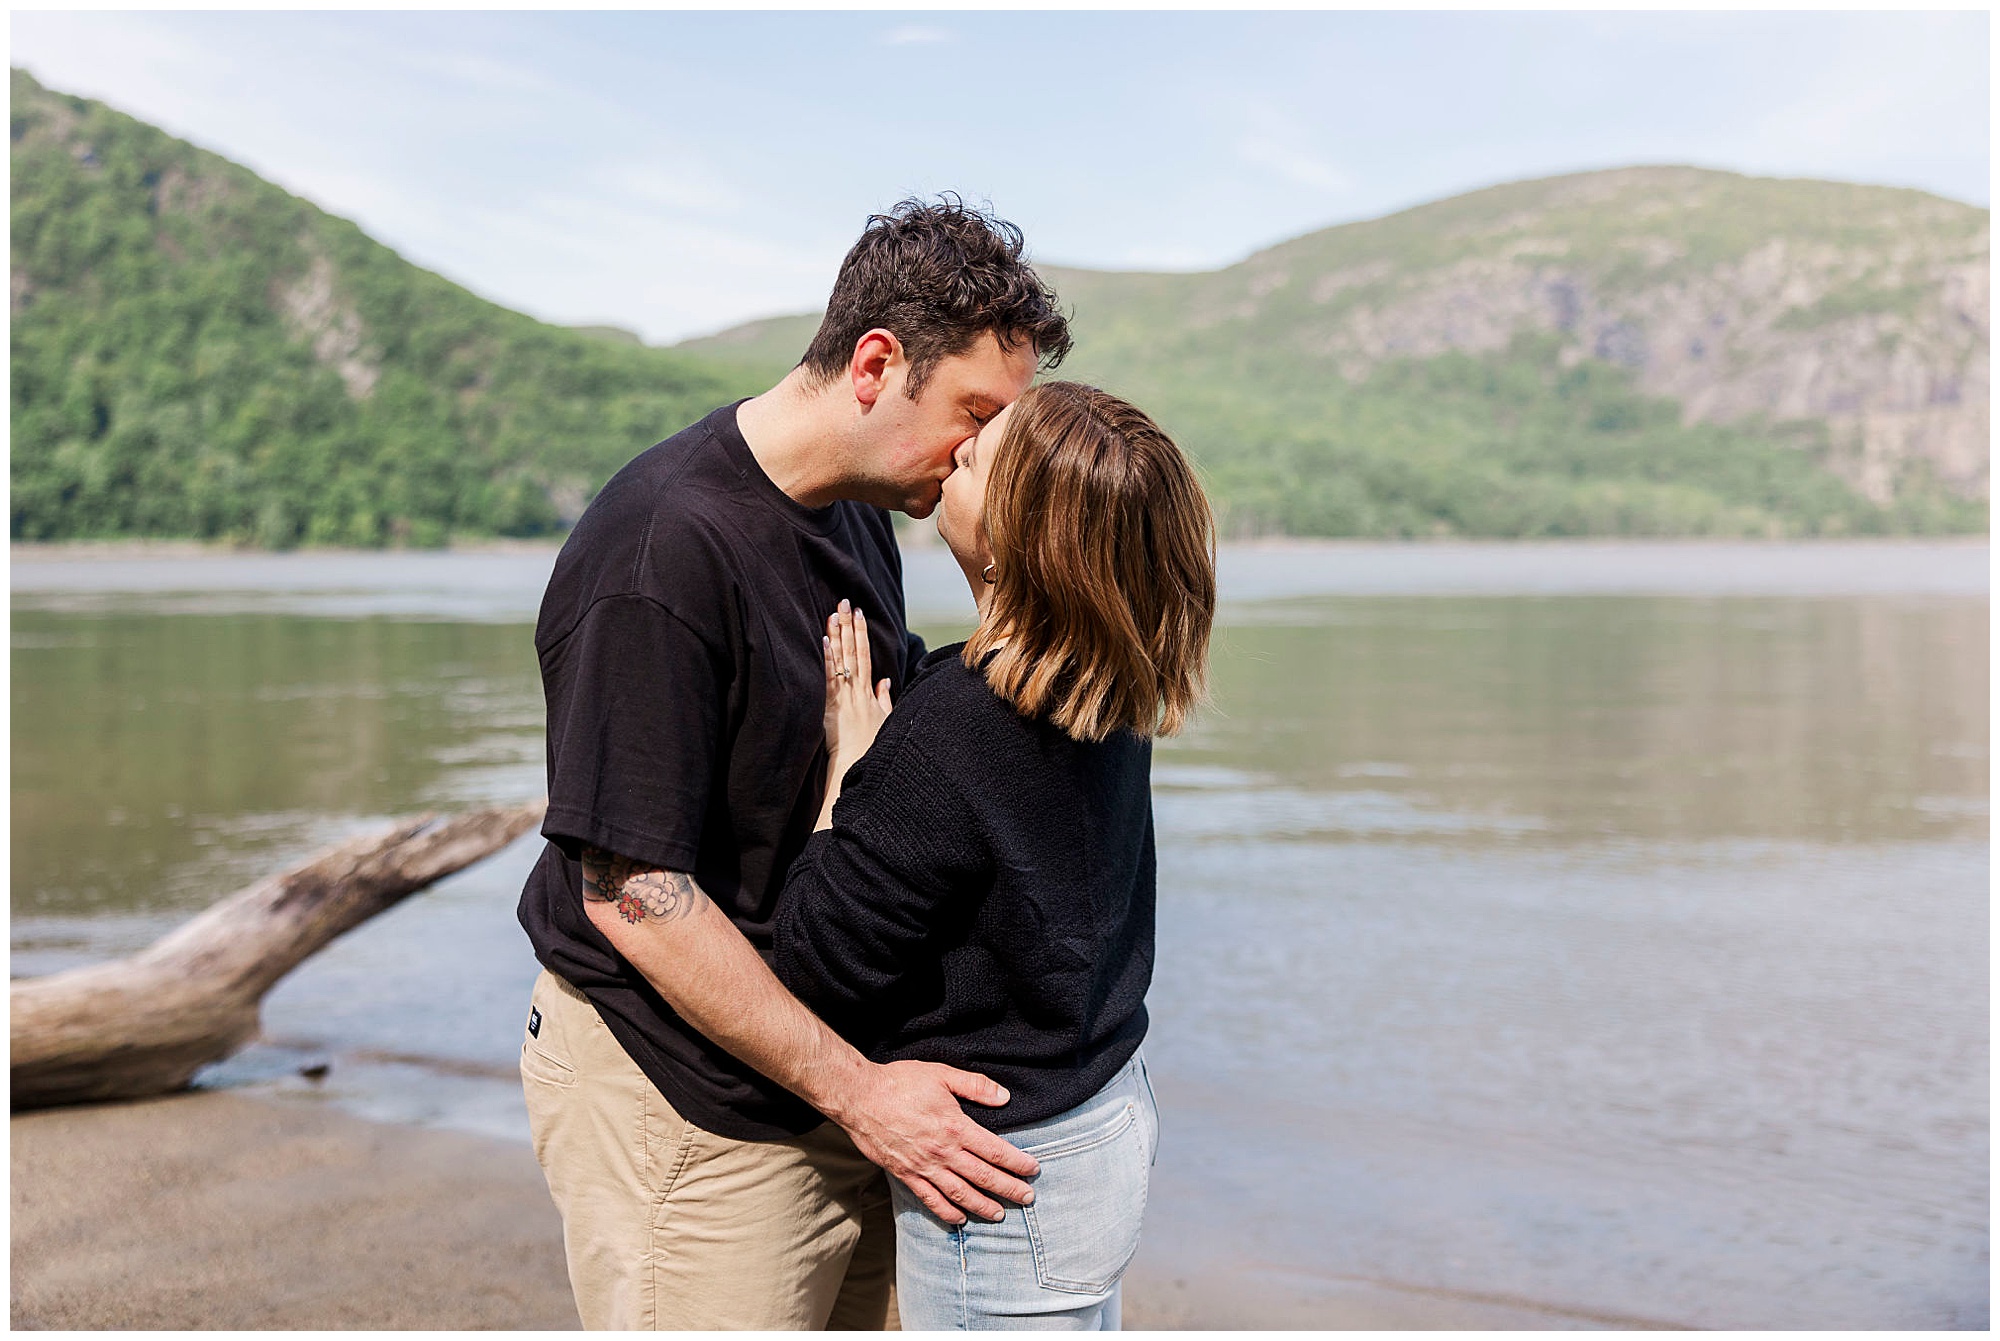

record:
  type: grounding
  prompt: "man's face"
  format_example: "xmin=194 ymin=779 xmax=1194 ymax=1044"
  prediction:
xmin=861 ymin=331 xmax=1038 ymax=518
xmin=936 ymin=400 xmax=1013 ymax=568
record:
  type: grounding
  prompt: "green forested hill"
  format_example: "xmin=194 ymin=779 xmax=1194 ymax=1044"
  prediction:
xmin=10 ymin=69 xmax=765 ymax=546
xmin=11 ymin=68 xmax=1988 ymax=545
xmin=685 ymin=171 xmax=1989 ymax=538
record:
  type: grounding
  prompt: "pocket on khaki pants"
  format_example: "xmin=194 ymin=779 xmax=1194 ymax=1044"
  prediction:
xmin=521 ymin=971 xmax=576 ymax=1076
xmin=521 ymin=1032 xmax=576 ymax=1089
xmin=519 ymin=970 xmax=661 ymax=1329
xmin=521 ymin=971 xmax=583 ymax=1169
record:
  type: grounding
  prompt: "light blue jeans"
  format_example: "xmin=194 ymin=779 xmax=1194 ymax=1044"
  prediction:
xmin=892 ymin=1051 xmax=1159 ymax=1330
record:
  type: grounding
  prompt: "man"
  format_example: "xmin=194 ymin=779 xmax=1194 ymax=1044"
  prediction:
xmin=517 ymin=197 xmax=1074 ymax=1330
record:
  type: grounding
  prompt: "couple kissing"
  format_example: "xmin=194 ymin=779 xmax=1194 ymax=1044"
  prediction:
xmin=518 ymin=196 xmax=1216 ymax=1331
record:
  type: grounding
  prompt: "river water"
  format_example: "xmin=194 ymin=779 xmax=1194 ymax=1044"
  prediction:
xmin=10 ymin=540 xmax=1988 ymax=1328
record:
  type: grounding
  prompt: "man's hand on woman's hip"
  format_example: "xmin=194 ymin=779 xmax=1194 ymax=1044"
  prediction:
xmin=820 ymin=1057 xmax=1040 ymax=1227
xmin=578 ymin=846 xmax=1036 ymax=1226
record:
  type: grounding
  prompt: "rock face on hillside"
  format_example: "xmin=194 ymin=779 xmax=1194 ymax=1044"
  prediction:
xmin=1186 ymin=168 xmax=1989 ymax=503
xmin=14 ymin=58 xmax=1983 ymax=541
xmin=682 ymin=170 xmax=1988 ymax=512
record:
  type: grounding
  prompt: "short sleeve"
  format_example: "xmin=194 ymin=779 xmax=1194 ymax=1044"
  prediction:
xmin=539 ymin=593 xmax=726 ymax=870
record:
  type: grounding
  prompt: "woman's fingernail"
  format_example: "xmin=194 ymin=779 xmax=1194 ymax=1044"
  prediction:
xmin=839 ymin=598 xmax=850 ymax=613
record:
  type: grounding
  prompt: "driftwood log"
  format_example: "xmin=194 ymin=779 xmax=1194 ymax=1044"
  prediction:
xmin=11 ymin=800 xmax=547 ymax=1111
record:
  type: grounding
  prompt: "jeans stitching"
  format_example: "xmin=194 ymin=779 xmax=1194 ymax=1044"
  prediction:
xmin=1023 ymin=1187 xmax=1049 ymax=1284
xmin=1017 ymin=1101 xmax=1137 ymax=1159
xmin=1020 ymin=1104 xmax=1147 ymax=1295
xmin=956 ymin=1224 xmax=971 ymax=1330
xmin=1136 ymin=1055 xmax=1160 ymax=1168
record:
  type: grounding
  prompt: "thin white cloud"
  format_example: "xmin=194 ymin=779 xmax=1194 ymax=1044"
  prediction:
xmin=1237 ymin=136 xmax=1351 ymax=193
xmin=452 ymin=193 xmax=836 ymax=342
xmin=1232 ymin=98 xmax=1352 ymax=195
xmin=592 ymin=161 xmax=744 ymax=216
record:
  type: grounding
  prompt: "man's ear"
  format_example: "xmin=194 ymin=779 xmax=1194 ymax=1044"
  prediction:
xmin=850 ymin=329 xmax=902 ymax=409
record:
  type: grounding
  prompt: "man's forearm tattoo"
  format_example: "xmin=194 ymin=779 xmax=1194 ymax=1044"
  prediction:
xmin=580 ymin=848 xmax=706 ymax=925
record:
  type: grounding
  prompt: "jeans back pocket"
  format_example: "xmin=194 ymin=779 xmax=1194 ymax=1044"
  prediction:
xmin=1019 ymin=1100 xmax=1151 ymax=1296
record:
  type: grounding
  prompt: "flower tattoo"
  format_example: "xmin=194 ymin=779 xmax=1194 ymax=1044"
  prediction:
xmin=580 ymin=848 xmax=705 ymax=926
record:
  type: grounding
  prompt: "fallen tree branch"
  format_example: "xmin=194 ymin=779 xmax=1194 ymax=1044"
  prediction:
xmin=11 ymin=799 xmax=547 ymax=1111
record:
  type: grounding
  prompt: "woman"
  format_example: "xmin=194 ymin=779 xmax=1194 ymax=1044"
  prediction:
xmin=772 ymin=381 xmax=1216 ymax=1330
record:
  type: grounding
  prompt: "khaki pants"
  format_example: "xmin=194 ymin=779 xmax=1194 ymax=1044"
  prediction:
xmin=521 ymin=970 xmax=895 ymax=1330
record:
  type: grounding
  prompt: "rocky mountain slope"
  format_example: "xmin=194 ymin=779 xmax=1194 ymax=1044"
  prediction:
xmin=12 ymin=63 xmax=1985 ymax=544
xmin=688 ymin=168 xmax=1987 ymax=534
xmin=1156 ymin=167 xmax=1987 ymax=504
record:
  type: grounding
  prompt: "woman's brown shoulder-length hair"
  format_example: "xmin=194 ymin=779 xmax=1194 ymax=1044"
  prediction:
xmin=964 ymin=381 xmax=1217 ymax=743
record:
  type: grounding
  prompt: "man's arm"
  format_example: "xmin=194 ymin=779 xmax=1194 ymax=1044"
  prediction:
xmin=578 ymin=846 xmax=1037 ymax=1225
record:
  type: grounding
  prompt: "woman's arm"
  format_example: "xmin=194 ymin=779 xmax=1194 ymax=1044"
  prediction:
xmin=815 ymin=601 xmax=893 ymax=831
xmin=777 ymin=644 xmax=986 ymax=1024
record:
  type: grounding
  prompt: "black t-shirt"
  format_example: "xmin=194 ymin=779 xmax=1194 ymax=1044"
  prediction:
xmin=517 ymin=401 xmax=924 ymax=1141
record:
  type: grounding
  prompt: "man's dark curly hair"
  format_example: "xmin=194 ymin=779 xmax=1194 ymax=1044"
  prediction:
xmin=800 ymin=195 xmax=1072 ymax=399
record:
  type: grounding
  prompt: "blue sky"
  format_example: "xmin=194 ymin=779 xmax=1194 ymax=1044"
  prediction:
xmin=10 ymin=10 xmax=1990 ymax=344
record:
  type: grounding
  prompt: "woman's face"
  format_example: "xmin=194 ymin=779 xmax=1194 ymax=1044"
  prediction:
xmin=936 ymin=400 xmax=1014 ymax=572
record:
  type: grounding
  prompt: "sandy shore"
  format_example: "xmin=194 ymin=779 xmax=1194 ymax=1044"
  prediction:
xmin=12 ymin=1089 xmax=1612 ymax=1330
xmin=12 ymin=1090 xmax=579 ymax=1330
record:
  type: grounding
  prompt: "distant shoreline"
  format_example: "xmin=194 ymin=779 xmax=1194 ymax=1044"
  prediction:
xmin=13 ymin=535 xmax=1986 ymax=610
xmin=9 ymin=537 xmax=568 ymax=561
xmin=12 ymin=533 xmax=1989 ymax=564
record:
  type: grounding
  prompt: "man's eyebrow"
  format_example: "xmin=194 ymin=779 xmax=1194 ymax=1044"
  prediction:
xmin=965 ymin=394 xmax=1001 ymax=415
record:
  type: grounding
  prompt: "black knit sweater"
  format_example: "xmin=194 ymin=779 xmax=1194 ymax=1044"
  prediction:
xmin=772 ymin=643 xmax=1155 ymax=1133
